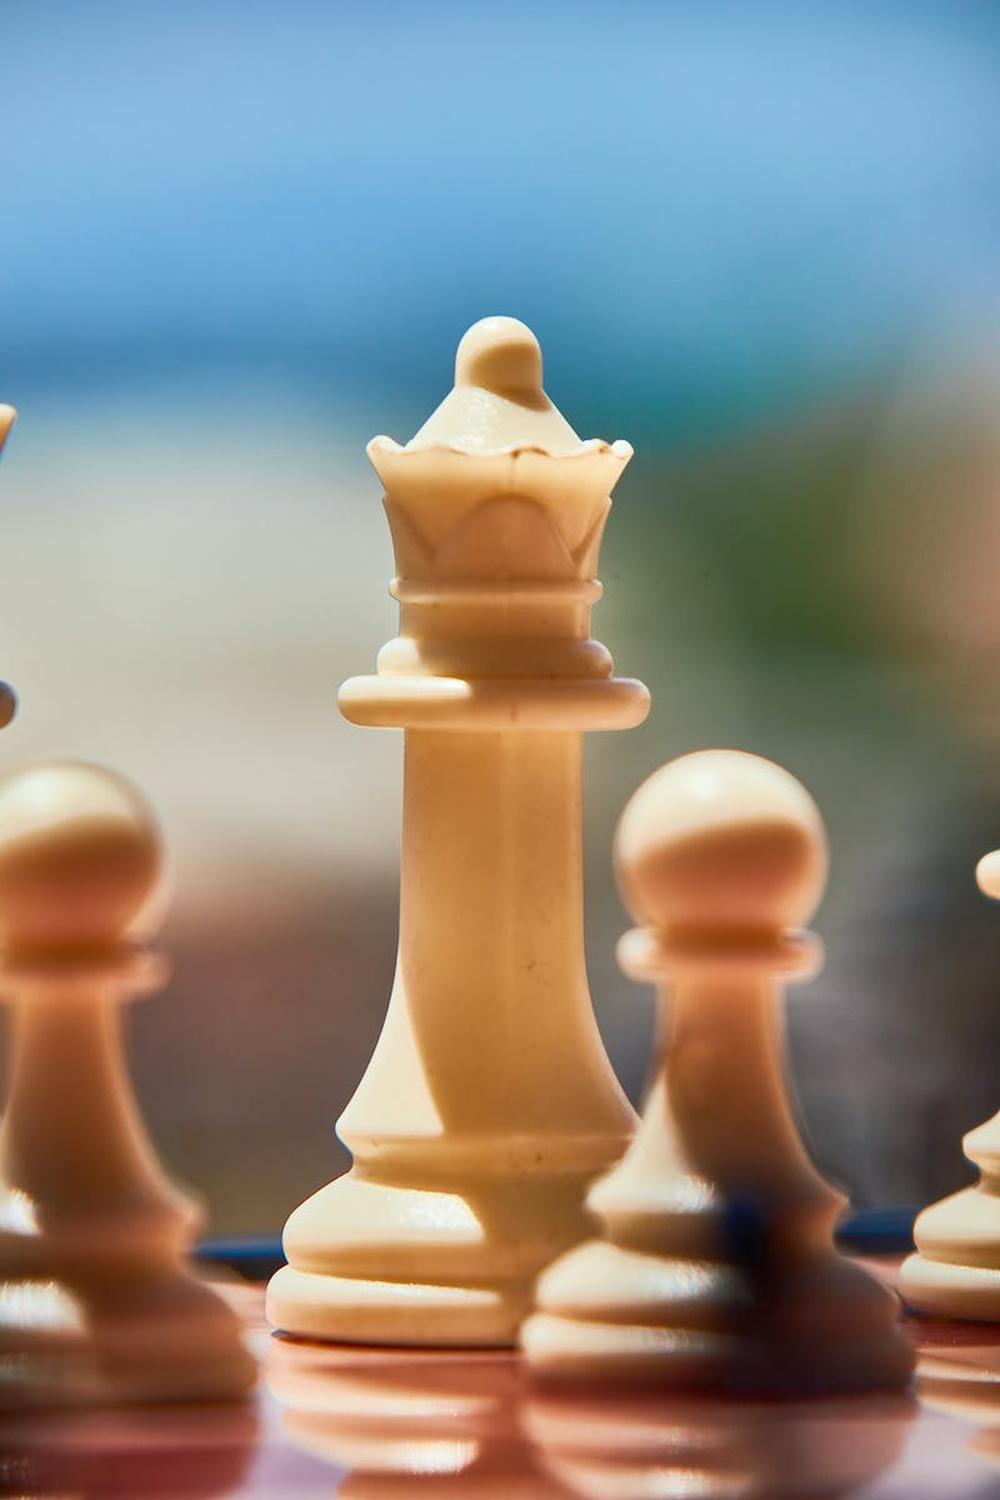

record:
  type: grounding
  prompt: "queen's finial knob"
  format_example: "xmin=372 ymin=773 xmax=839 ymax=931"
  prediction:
xmin=454 ymin=316 xmax=544 ymax=397
xmin=405 ymin=314 xmax=580 ymax=454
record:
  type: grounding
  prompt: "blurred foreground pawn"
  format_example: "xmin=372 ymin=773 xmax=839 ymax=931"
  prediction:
xmin=900 ymin=850 xmax=1000 ymax=1321
xmin=0 ymin=403 xmax=18 ymax=733
xmin=268 ymin=316 xmax=648 ymax=1346
xmin=522 ymin=750 xmax=913 ymax=1391
xmin=0 ymin=762 xmax=256 ymax=1406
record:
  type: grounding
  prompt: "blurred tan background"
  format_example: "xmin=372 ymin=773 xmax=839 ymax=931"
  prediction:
xmin=2 ymin=1 xmax=999 ymax=1233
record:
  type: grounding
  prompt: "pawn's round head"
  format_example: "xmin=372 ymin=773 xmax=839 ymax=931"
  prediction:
xmin=977 ymin=850 xmax=1000 ymax=901
xmin=0 ymin=682 xmax=16 ymax=731
xmin=0 ymin=762 xmax=163 ymax=951
xmin=615 ymin=750 xmax=828 ymax=934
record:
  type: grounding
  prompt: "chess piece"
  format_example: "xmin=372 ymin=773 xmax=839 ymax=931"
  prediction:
xmin=900 ymin=849 xmax=1000 ymax=1321
xmin=522 ymin=750 xmax=913 ymax=1391
xmin=0 ymin=761 xmax=256 ymax=1405
xmin=267 ymin=316 xmax=649 ymax=1346
xmin=0 ymin=404 xmax=18 ymax=733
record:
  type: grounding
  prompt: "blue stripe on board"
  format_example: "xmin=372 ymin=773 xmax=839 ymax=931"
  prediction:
xmin=195 ymin=1208 xmax=919 ymax=1282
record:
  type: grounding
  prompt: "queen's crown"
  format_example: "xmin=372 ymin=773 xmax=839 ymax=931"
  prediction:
xmin=368 ymin=318 xmax=632 ymax=588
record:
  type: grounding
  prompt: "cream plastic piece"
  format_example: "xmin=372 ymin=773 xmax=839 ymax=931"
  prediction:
xmin=0 ymin=406 xmax=17 ymax=733
xmin=0 ymin=761 xmax=256 ymax=1406
xmin=899 ymin=849 xmax=1000 ymax=1322
xmin=522 ymin=750 xmax=914 ymax=1391
xmin=267 ymin=317 xmax=650 ymax=1347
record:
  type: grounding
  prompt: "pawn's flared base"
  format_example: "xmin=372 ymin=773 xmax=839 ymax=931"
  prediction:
xmin=901 ymin=1178 xmax=1000 ymax=1322
xmin=522 ymin=1240 xmax=914 ymax=1393
xmin=900 ymin=1251 xmax=1000 ymax=1322
xmin=0 ymin=1264 xmax=257 ymax=1409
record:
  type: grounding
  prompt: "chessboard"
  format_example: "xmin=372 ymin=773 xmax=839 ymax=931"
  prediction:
xmin=4 ymin=1256 xmax=1000 ymax=1500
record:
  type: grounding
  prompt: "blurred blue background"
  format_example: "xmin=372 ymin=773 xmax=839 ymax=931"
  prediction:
xmin=1 ymin=0 xmax=999 ymax=1231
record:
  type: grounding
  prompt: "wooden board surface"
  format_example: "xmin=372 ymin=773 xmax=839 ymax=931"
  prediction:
xmin=4 ymin=1269 xmax=1000 ymax=1498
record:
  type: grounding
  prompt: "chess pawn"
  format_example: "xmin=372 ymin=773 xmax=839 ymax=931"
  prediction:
xmin=0 ymin=404 xmax=17 ymax=732
xmin=900 ymin=850 xmax=1000 ymax=1321
xmin=0 ymin=761 xmax=256 ymax=1406
xmin=522 ymin=750 xmax=913 ymax=1391
xmin=268 ymin=317 xmax=648 ymax=1346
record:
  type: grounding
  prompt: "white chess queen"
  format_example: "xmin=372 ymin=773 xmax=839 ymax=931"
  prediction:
xmin=267 ymin=317 xmax=649 ymax=1346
